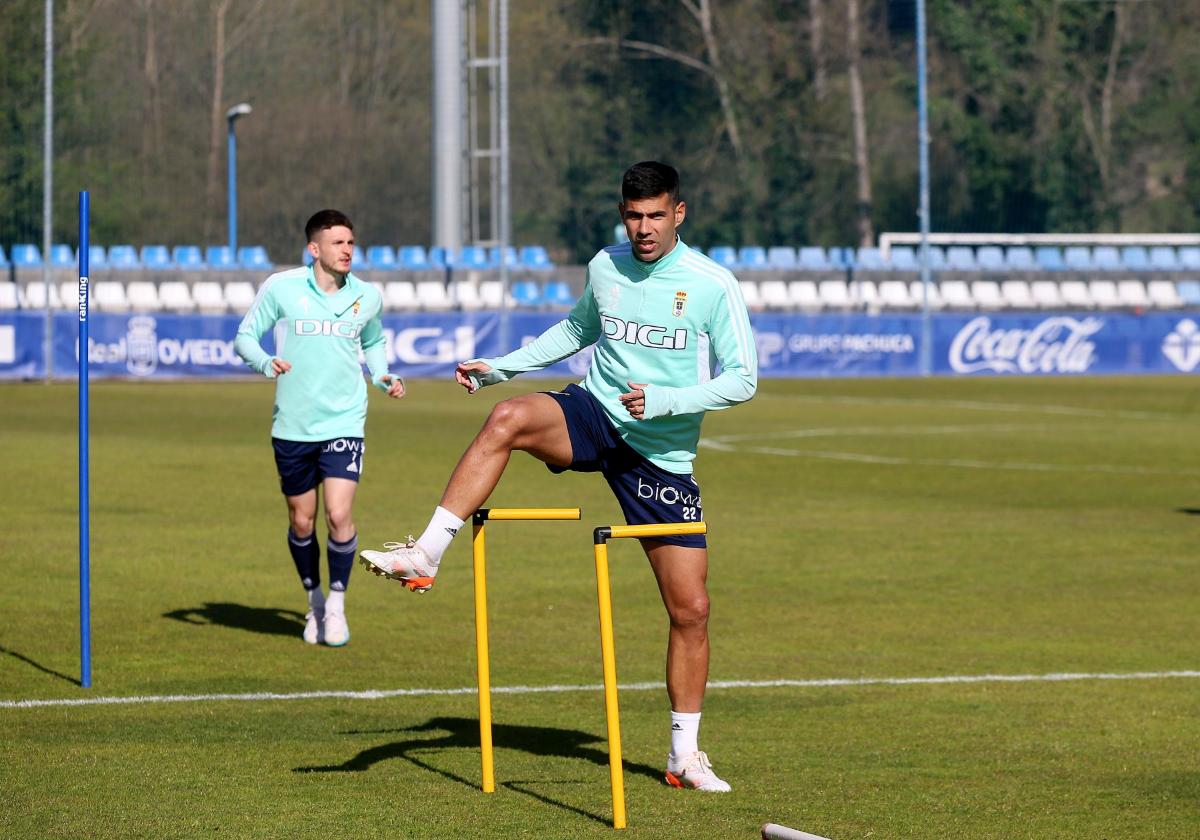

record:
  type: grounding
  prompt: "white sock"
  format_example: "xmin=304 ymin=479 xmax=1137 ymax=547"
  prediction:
xmin=325 ymin=589 xmax=344 ymax=615
xmin=669 ymin=711 xmax=701 ymax=760
xmin=307 ymin=587 xmax=326 ymax=613
xmin=415 ymin=506 xmax=466 ymax=565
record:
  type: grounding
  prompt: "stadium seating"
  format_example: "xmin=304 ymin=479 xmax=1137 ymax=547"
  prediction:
xmin=479 ymin=280 xmax=505 ymax=308
xmin=1063 ymin=246 xmax=1093 ymax=271
xmin=739 ymin=246 xmax=769 ymax=270
xmin=510 ymin=280 xmax=542 ymax=308
xmin=93 ymin=281 xmax=129 ymax=311
xmin=416 ymin=279 xmax=453 ymax=310
xmin=1059 ymin=280 xmax=1093 ymax=308
xmin=1092 ymin=246 xmax=1121 ymax=271
xmin=223 ymin=281 xmax=257 ymax=312
xmin=126 ymin=280 xmax=161 ymax=310
xmin=0 ymin=282 xmax=17 ymax=309
xmin=0 ymin=246 xmax=9 ymax=269
xmin=854 ymin=247 xmax=887 ymax=271
xmin=1120 ymin=246 xmax=1151 ymax=272
xmin=878 ymin=280 xmax=915 ymax=309
xmin=20 ymin=281 xmax=61 ymax=309
xmin=1146 ymin=280 xmax=1184 ymax=308
xmin=1149 ymin=246 xmax=1180 ymax=271
xmin=827 ymin=247 xmax=855 ymax=270
xmin=489 ymin=246 xmax=519 ymax=269
xmin=87 ymin=245 xmax=108 ymax=270
xmin=1005 ymin=246 xmax=1036 ymax=270
xmin=206 ymin=246 xmax=236 ymax=269
xmin=970 ymin=280 xmax=1003 ymax=309
xmin=758 ymin=279 xmax=791 ymax=310
xmin=384 ymin=280 xmax=417 ymax=310
xmin=708 ymin=246 xmax=738 ymax=269
xmin=766 ymin=246 xmax=797 ymax=270
xmin=798 ymin=247 xmax=833 ymax=271
xmin=976 ymin=246 xmax=1006 ymax=271
xmin=1000 ymin=280 xmax=1035 ymax=309
xmin=50 ymin=244 xmax=75 ymax=267
xmin=908 ymin=280 xmax=943 ymax=309
xmin=542 ymin=280 xmax=575 ymax=308
xmin=817 ymin=279 xmax=851 ymax=308
xmin=172 ymin=246 xmax=205 ymax=270
xmin=452 ymin=246 xmax=491 ymax=271
xmin=192 ymin=281 xmax=227 ymax=314
xmin=946 ymin=246 xmax=978 ymax=271
xmin=398 ymin=246 xmax=430 ymax=271
xmin=788 ymin=280 xmax=821 ymax=310
xmin=1116 ymin=279 xmax=1150 ymax=308
xmin=1178 ymin=247 xmax=1200 ymax=270
xmin=1034 ymin=246 xmax=1066 ymax=271
xmin=366 ymin=245 xmax=397 ymax=270
xmin=238 ymin=246 xmax=273 ymax=270
xmin=451 ymin=280 xmax=483 ymax=311
xmin=889 ymin=246 xmax=919 ymax=271
xmin=739 ymin=280 xmax=763 ymax=310
xmin=107 ymin=245 xmax=141 ymax=269
xmin=426 ymin=246 xmax=449 ymax=269
xmin=938 ymin=280 xmax=974 ymax=308
xmin=857 ymin=280 xmax=880 ymax=311
xmin=140 ymin=245 xmax=172 ymax=269
xmin=519 ymin=245 xmax=553 ymax=270
xmin=11 ymin=244 xmax=41 ymax=266
xmin=158 ymin=281 xmax=195 ymax=312
xmin=1088 ymin=280 xmax=1121 ymax=308
xmin=1030 ymin=280 xmax=1065 ymax=309
xmin=1177 ymin=281 xmax=1200 ymax=306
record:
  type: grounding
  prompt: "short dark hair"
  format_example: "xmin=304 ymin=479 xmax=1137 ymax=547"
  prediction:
xmin=305 ymin=209 xmax=354 ymax=242
xmin=621 ymin=161 xmax=680 ymax=205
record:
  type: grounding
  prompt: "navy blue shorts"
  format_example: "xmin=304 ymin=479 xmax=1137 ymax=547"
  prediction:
xmin=272 ymin=437 xmax=364 ymax=497
xmin=544 ymin=384 xmax=705 ymax=548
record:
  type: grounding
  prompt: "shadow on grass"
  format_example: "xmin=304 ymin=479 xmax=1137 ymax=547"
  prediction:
xmin=162 ymin=602 xmax=305 ymax=637
xmin=1176 ymin=508 xmax=1200 ymax=516
xmin=0 ymin=644 xmax=81 ymax=686
xmin=294 ymin=715 xmax=660 ymax=825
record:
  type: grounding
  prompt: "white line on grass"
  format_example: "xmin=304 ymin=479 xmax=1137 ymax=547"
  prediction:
xmin=751 ymin=392 xmax=1178 ymax=422
xmin=3 ymin=670 xmax=1197 ymax=710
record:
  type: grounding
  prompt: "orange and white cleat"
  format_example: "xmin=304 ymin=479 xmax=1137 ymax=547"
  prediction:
xmin=664 ymin=751 xmax=732 ymax=793
xmin=359 ymin=537 xmax=437 ymax=592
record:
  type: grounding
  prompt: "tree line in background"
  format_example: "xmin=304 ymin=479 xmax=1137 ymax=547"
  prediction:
xmin=2 ymin=0 xmax=1198 ymax=264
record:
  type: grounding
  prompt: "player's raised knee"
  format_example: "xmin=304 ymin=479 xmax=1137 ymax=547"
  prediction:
xmin=481 ymin=398 xmax=536 ymax=444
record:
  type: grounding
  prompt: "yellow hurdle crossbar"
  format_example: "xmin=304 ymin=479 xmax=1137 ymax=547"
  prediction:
xmin=592 ymin=520 xmax=707 ymax=830
xmin=472 ymin=508 xmax=581 ymax=795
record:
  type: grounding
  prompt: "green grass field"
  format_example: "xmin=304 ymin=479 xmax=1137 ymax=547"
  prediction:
xmin=2 ymin=376 xmax=1198 ymax=839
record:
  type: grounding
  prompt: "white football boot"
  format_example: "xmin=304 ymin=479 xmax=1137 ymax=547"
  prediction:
xmin=664 ymin=751 xmax=732 ymax=792
xmin=323 ymin=610 xmax=350 ymax=647
xmin=303 ymin=607 xmax=325 ymax=645
xmin=359 ymin=536 xmax=436 ymax=592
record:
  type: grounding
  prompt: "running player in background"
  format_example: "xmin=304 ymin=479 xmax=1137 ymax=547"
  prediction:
xmin=235 ymin=209 xmax=405 ymax=647
xmin=361 ymin=162 xmax=757 ymax=791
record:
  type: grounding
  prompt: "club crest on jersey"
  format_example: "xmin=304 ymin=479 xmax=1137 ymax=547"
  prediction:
xmin=673 ymin=291 xmax=687 ymax=317
xmin=351 ymin=300 xmax=361 ymax=316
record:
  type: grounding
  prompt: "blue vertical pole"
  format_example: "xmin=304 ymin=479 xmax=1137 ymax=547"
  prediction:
xmin=916 ymin=0 xmax=933 ymax=376
xmin=227 ymin=120 xmax=237 ymax=255
xmin=78 ymin=190 xmax=91 ymax=688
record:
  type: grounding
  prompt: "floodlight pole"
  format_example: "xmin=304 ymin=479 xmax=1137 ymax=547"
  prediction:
xmin=226 ymin=103 xmax=252 ymax=255
xmin=916 ymin=0 xmax=933 ymax=377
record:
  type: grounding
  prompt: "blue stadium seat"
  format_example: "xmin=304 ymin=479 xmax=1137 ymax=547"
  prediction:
xmin=48 ymin=244 xmax=75 ymax=267
xmin=398 ymin=245 xmax=430 ymax=270
xmin=301 ymin=247 xmax=314 ymax=266
xmin=1092 ymin=246 xmax=1121 ymax=271
xmin=489 ymin=246 xmax=519 ymax=268
xmin=766 ymin=246 xmax=797 ymax=269
xmin=87 ymin=246 xmax=108 ymax=270
xmin=140 ymin=245 xmax=172 ymax=269
xmin=426 ymin=246 xmax=449 ymax=269
xmin=1149 ymin=246 xmax=1180 ymax=271
xmin=890 ymin=246 xmax=918 ymax=271
xmin=11 ymin=244 xmax=42 ymax=266
xmin=205 ymin=246 xmax=236 ymax=268
xmin=543 ymin=280 xmax=575 ymax=307
xmin=0 ymin=246 xmax=9 ymax=268
xmin=1178 ymin=280 xmax=1200 ymax=305
xmin=855 ymin=247 xmax=887 ymax=270
xmin=976 ymin=246 xmax=1006 ymax=271
xmin=738 ymin=246 xmax=769 ymax=270
xmin=1120 ymin=246 xmax=1150 ymax=272
xmin=1063 ymin=246 xmax=1093 ymax=270
xmin=453 ymin=245 xmax=491 ymax=270
xmin=238 ymin=246 xmax=273 ymax=269
xmin=1005 ymin=246 xmax=1036 ymax=270
xmin=172 ymin=246 xmax=204 ymax=270
xmin=511 ymin=280 xmax=542 ymax=307
xmin=797 ymin=247 xmax=832 ymax=271
xmin=107 ymin=245 xmax=141 ymax=268
xmin=946 ymin=246 xmax=978 ymax=271
xmin=366 ymin=245 xmax=397 ymax=270
xmin=827 ymin=247 xmax=855 ymax=269
xmin=519 ymin=245 xmax=553 ymax=270
xmin=1177 ymin=247 xmax=1200 ymax=270
xmin=1034 ymin=246 xmax=1066 ymax=271
xmin=708 ymin=246 xmax=739 ymax=269
xmin=352 ymin=245 xmax=366 ymax=267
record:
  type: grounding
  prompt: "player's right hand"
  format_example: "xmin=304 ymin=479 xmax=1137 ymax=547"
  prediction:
xmin=270 ymin=358 xmax=292 ymax=376
xmin=455 ymin=360 xmax=491 ymax=394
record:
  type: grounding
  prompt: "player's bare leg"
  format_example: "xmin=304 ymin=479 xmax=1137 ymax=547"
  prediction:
xmin=360 ymin=393 xmax=572 ymax=589
xmin=645 ymin=540 xmax=731 ymax=792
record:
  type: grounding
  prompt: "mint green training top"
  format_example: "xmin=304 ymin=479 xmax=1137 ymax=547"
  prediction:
xmin=476 ymin=239 xmax=757 ymax=473
xmin=234 ymin=266 xmax=392 ymax=442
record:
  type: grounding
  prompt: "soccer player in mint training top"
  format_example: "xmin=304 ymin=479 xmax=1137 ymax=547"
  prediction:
xmin=235 ymin=209 xmax=405 ymax=648
xmin=361 ymin=162 xmax=757 ymax=792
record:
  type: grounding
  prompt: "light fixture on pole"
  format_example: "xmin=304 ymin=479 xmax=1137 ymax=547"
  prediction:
xmin=226 ymin=103 xmax=252 ymax=255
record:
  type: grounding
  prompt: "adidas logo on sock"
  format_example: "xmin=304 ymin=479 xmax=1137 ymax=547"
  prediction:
xmin=671 ymin=723 xmax=683 ymax=730
xmin=445 ymin=527 xmax=459 ymax=537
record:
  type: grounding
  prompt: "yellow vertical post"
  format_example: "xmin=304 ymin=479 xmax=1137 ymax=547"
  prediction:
xmin=593 ymin=538 xmax=627 ymax=830
xmin=473 ymin=519 xmax=495 ymax=793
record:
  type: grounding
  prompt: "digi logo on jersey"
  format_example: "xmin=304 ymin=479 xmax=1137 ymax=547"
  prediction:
xmin=601 ymin=314 xmax=688 ymax=350
xmin=294 ymin=319 xmax=363 ymax=339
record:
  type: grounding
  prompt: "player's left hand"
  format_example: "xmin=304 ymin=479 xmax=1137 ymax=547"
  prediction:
xmin=620 ymin=381 xmax=648 ymax=420
xmin=380 ymin=375 xmax=406 ymax=399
